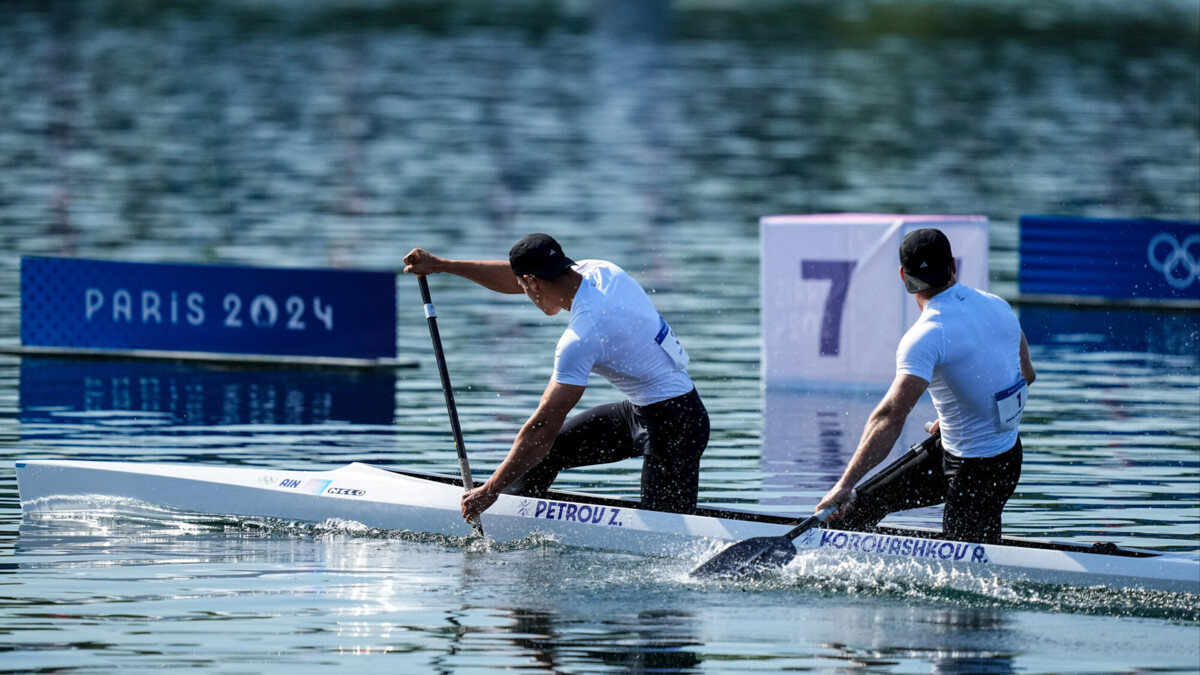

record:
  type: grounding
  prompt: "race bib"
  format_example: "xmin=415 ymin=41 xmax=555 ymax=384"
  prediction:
xmin=994 ymin=378 xmax=1028 ymax=431
xmin=655 ymin=315 xmax=689 ymax=371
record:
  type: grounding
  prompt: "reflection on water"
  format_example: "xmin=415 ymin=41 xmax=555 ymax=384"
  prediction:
xmin=18 ymin=357 xmax=397 ymax=427
xmin=760 ymin=387 xmax=937 ymax=498
xmin=1020 ymin=306 xmax=1200 ymax=355
xmin=442 ymin=607 xmax=703 ymax=675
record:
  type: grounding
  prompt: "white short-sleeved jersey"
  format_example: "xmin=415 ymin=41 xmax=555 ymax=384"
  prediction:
xmin=552 ymin=260 xmax=694 ymax=406
xmin=896 ymin=284 xmax=1027 ymax=458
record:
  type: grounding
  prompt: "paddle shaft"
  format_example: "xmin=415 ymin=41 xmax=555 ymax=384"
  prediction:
xmin=417 ymin=275 xmax=483 ymax=535
xmin=779 ymin=511 xmax=829 ymax=540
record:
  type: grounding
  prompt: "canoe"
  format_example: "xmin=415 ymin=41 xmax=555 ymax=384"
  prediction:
xmin=15 ymin=459 xmax=1199 ymax=594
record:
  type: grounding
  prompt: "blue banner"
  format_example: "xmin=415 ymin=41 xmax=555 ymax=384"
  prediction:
xmin=1019 ymin=216 xmax=1199 ymax=302
xmin=21 ymin=257 xmax=397 ymax=360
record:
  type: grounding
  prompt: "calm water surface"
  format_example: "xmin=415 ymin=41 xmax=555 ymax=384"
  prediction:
xmin=1 ymin=2 xmax=1198 ymax=673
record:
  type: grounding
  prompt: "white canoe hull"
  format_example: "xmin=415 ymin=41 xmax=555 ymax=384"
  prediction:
xmin=16 ymin=459 xmax=1199 ymax=594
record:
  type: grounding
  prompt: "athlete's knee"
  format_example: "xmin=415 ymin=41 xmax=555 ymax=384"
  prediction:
xmin=944 ymin=509 xmax=1002 ymax=544
xmin=836 ymin=495 xmax=887 ymax=532
xmin=642 ymin=488 xmax=697 ymax=515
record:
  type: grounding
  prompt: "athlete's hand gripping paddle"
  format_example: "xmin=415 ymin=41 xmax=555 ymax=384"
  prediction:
xmin=690 ymin=431 xmax=941 ymax=580
xmin=417 ymin=275 xmax=483 ymax=537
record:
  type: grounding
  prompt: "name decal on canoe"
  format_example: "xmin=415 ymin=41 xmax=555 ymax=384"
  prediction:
xmin=806 ymin=530 xmax=990 ymax=564
xmin=517 ymin=499 xmax=625 ymax=527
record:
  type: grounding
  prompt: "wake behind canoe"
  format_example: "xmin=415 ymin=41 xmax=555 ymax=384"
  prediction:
xmin=15 ymin=459 xmax=1199 ymax=594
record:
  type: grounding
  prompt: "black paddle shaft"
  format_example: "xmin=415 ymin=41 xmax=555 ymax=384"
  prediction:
xmin=417 ymin=275 xmax=482 ymax=535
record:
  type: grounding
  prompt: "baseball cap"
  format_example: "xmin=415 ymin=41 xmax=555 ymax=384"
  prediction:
xmin=509 ymin=233 xmax=576 ymax=279
xmin=899 ymin=228 xmax=953 ymax=293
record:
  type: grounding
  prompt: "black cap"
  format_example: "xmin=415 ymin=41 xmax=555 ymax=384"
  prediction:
xmin=899 ymin=228 xmax=953 ymax=293
xmin=509 ymin=233 xmax=575 ymax=279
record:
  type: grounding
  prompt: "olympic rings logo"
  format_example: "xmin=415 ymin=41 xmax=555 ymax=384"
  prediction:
xmin=1146 ymin=232 xmax=1200 ymax=290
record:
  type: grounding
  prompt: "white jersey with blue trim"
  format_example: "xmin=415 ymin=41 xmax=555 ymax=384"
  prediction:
xmin=896 ymin=283 xmax=1027 ymax=458
xmin=552 ymin=260 xmax=694 ymax=407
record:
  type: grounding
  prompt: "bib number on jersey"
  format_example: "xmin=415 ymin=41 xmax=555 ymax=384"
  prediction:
xmin=655 ymin=315 xmax=690 ymax=371
xmin=994 ymin=378 xmax=1028 ymax=431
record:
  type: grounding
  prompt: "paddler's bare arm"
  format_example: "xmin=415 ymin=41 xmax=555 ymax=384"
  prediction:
xmin=402 ymin=248 xmax=523 ymax=294
xmin=461 ymin=380 xmax=585 ymax=521
xmin=816 ymin=373 xmax=928 ymax=514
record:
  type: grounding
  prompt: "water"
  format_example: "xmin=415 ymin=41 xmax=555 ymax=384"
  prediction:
xmin=2 ymin=2 xmax=1199 ymax=672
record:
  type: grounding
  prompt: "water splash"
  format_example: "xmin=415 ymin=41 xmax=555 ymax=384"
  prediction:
xmin=676 ymin=548 xmax=1198 ymax=622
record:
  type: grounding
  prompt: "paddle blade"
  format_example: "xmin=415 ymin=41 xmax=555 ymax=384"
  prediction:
xmin=689 ymin=535 xmax=798 ymax=580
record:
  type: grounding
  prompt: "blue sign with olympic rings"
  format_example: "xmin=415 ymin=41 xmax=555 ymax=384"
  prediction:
xmin=1019 ymin=216 xmax=1200 ymax=302
xmin=20 ymin=257 xmax=397 ymax=360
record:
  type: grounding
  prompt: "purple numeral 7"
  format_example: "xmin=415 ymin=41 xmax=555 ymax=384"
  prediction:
xmin=801 ymin=260 xmax=856 ymax=356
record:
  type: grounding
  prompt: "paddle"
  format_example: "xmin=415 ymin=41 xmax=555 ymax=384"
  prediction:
xmin=417 ymin=275 xmax=484 ymax=537
xmin=690 ymin=431 xmax=941 ymax=580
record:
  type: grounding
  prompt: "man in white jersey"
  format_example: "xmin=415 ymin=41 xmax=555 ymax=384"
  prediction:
xmin=815 ymin=228 xmax=1036 ymax=543
xmin=403 ymin=233 xmax=710 ymax=521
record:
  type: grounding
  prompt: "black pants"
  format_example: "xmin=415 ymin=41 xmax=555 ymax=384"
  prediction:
xmin=507 ymin=387 xmax=710 ymax=514
xmin=840 ymin=436 xmax=1023 ymax=544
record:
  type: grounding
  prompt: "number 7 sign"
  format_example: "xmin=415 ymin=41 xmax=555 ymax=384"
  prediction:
xmin=801 ymin=260 xmax=856 ymax=356
xmin=761 ymin=214 xmax=989 ymax=390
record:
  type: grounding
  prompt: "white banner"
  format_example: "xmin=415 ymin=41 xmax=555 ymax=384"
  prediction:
xmin=761 ymin=214 xmax=989 ymax=390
